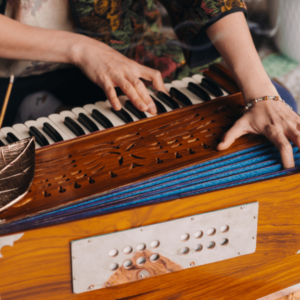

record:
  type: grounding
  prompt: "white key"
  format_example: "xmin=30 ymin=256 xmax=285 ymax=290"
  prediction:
xmin=1 ymin=127 xmax=23 ymax=141
xmin=191 ymin=74 xmax=215 ymax=99
xmin=94 ymin=101 xmax=125 ymax=127
xmin=118 ymin=95 xmax=141 ymax=121
xmin=191 ymin=74 xmax=205 ymax=84
xmin=160 ymin=83 xmax=184 ymax=109
xmin=25 ymin=120 xmax=55 ymax=145
xmin=164 ymin=83 xmax=173 ymax=93
xmin=60 ymin=110 xmax=90 ymax=134
xmin=171 ymin=80 xmax=204 ymax=105
xmin=182 ymin=77 xmax=212 ymax=102
xmin=37 ymin=117 xmax=70 ymax=141
xmin=48 ymin=114 xmax=76 ymax=139
xmin=13 ymin=123 xmax=41 ymax=148
xmin=147 ymin=90 xmax=172 ymax=112
xmin=182 ymin=77 xmax=200 ymax=85
xmin=0 ymin=132 xmax=8 ymax=145
xmin=72 ymin=107 xmax=105 ymax=130
xmin=191 ymin=74 xmax=228 ymax=97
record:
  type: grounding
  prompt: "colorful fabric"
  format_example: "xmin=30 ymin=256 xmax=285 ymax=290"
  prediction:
xmin=0 ymin=0 xmax=246 ymax=80
xmin=69 ymin=0 xmax=246 ymax=79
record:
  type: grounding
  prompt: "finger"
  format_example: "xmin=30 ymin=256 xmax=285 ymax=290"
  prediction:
xmin=102 ymin=79 xmax=121 ymax=110
xmin=286 ymin=128 xmax=300 ymax=150
xmin=267 ymin=130 xmax=294 ymax=169
xmin=116 ymin=77 xmax=148 ymax=112
xmin=217 ymin=120 xmax=247 ymax=150
xmin=126 ymin=76 xmax=157 ymax=115
xmin=140 ymin=67 xmax=168 ymax=94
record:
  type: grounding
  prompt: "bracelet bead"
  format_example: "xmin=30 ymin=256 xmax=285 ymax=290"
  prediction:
xmin=244 ymin=96 xmax=293 ymax=112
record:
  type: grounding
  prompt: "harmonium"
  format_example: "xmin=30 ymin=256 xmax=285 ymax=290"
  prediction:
xmin=1 ymin=63 xmax=300 ymax=300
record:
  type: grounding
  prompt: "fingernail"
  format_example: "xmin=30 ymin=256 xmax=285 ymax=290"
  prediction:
xmin=148 ymin=104 xmax=157 ymax=115
xmin=115 ymin=104 xmax=122 ymax=111
xmin=139 ymin=103 xmax=148 ymax=111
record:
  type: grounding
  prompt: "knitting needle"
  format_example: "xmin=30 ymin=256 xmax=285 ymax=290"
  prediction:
xmin=0 ymin=75 xmax=14 ymax=129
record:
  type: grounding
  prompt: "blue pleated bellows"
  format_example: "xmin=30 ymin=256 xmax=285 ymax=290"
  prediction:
xmin=1 ymin=142 xmax=299 ymax=234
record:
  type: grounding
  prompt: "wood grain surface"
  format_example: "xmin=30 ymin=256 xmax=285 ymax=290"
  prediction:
xmin=1 ymin=169 xmax=300 ymax=300
xmin=1 ymin=64 xmax=298 ymax=300
xmin=0 ymin=94 xmax=266 ymax=231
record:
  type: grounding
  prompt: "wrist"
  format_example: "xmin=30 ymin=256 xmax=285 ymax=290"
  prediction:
xmin=68 ymin=34 xmax=88 ymax=67
xmin=241 ymin=80 xmax=279 ymax=104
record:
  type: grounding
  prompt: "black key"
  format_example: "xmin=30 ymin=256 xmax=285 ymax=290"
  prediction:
xmin=200 ymin=78 xmax=223 ymax=97
xmin=43 ymin=123 xmax=64 ymax=142
xmin=78 ymin=113 xmax=99 ymax=132
xmin=6 ymin=132 xmax=20 ymax=144
xmin=111 ymin=107 xmax=134 ymax=123
xmin=29 ymin=126 xmax=49 ymax=147
xmin=91 ymin=109 xmax=114 ymax=129
xmin=169 ymin=87 xmax=193 ymax=106
xmin=151 ymin=97 xmax=167 ymax=114
xmin=64 ymin=116 xmax=85 ymax=137
xmin=187 ymin=82 xmax=211 ymax=102
xmin=125 ymin=100 xmax=147 ymax=119
xmin=156 ymin=91 xmax=179 ymax=110
xmin=0 ymin=140 xmax=4 ymax=147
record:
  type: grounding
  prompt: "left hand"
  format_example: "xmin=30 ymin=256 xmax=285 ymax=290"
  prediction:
xmin=217 ymin=100 xmax=300 ymax=169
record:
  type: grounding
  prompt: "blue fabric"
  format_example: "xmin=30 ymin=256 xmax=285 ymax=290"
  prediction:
xmin=272 ymin=80 xmax=298 ymax=113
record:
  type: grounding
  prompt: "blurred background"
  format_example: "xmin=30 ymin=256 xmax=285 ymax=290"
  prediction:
xmin=245 ymin=0 xmax=300 ymax=110
xmin=158 ymin=0 xmax=300 ymax=110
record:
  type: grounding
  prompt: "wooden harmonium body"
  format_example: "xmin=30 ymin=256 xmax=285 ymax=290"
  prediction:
xmin=1 ymin=66 xmax=300 ymax=300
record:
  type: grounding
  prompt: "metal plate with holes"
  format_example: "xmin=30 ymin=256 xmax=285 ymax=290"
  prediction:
xmin=71 ymin=202 xmax=258 ymax=294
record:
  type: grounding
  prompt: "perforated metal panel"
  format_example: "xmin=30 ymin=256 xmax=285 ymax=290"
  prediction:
xmin=71 ymin=202 xmax=258 ymax=294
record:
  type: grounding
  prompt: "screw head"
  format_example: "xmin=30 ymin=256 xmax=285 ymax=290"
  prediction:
xmin=73 ymin=277 xmax=77 ymax=280
xmin=191 ymin=218 xmax=194 ymax=221
xmin=88 ymin=285 xmax=94 ymax=290
xmin=138 ymin=270 xmax=150 ymax=279
xmin=254 ymin=216 xmax=256 ymax=219
xmin=88 ymin=239 xmax=92 ymax=243
xmin=190 ymin=262 xmax=195 ymax=266
xmin=252 ymin=237 xmax=255 ymax=239
xmin=140 ymin=228 xmax=144 ymax=232
xmin=238 ymin=252 xmax=240 ymax=255
xmin=72 ymin=256 xmax=76 ymax=259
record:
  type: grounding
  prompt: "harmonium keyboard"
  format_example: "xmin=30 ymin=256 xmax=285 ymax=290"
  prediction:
xmin=1 ymin=63 xmax=300 ymax=300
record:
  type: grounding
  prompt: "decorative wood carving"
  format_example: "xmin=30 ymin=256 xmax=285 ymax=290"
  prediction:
xmin=0 ymin=95 xmax=266 ymax=226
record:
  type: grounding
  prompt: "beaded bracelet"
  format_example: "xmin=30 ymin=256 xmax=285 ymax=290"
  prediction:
xmin=244 ymin=96 xmax=293 ymax=112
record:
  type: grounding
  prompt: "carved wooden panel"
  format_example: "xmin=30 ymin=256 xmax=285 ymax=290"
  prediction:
xmin=0 ymin=95 xmax=266 ymax=224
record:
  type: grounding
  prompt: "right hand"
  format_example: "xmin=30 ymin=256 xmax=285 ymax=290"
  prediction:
xmin=71 ymin=36 xmax=168 ymax=115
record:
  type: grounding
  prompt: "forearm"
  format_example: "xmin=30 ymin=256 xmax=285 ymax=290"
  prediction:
xmin=206 ymin=12 xmax=278 ymax=103
xmin=0 ymin=14 xmax=86 ymax=65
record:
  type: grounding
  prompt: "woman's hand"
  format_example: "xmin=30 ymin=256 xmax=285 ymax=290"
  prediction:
xmin=218 ymin=100 xmax=300 ymax=169
xmin=206 ymin=12 xmax=299 ymax=168
xmin=0 ymin=15 xmax=167 ymax=115
xmin=71 ymin=37 xmax=167 ymax=115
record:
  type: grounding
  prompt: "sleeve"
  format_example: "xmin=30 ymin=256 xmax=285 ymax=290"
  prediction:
xmin=158 ymin=0 xmax=247 ymax=68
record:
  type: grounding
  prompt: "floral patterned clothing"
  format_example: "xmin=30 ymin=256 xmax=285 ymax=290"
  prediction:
xmin=0 ymin=0 xmax=246 ymax=79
